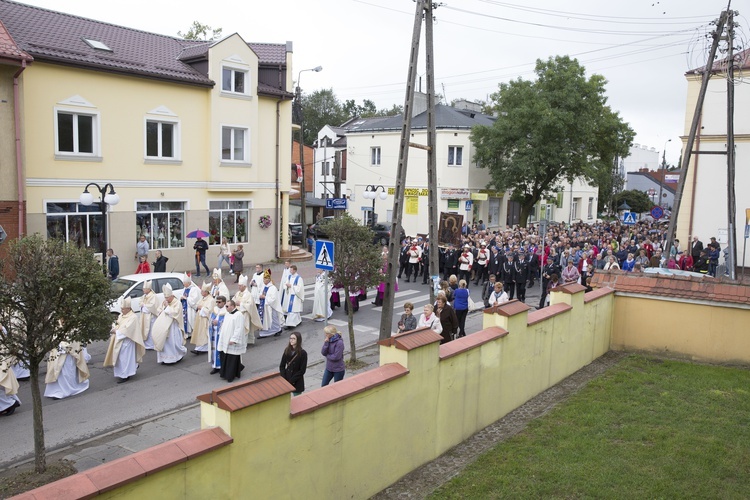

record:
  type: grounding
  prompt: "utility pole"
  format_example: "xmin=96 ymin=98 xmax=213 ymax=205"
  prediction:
xmin=665 ymin=10 xmax=728 ymax=261
xmin=378 ymin=0 xmax=425 ymax=341
xmin=726 ymin=9 xmax=737 ymax=280
xmin=425 ymin=0 xmax=439 ymax=304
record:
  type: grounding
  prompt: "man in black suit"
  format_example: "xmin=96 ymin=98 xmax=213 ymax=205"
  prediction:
xmin=397 ymin=239 xmax=410 ymax=279
xmin=501 ymin=253 xmax=516 ymax=300
xmin=443 ymin=243 xmax=458 ymax=280
xmin=515 ymin=249 xmax=529 ymax=303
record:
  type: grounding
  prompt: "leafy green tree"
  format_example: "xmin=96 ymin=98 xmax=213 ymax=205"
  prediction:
xmin=471 ymin=56 xmax=634 ymax=227
xmin=0 ymin=236 xmax=114 ymax=473
xmin=325 ymin=215 xmax=382 ymax=363
xmin=299 ymin=89 xmax=347 ymax=146
xmin=613 ymin=190 xmax=652 ymax=214
xmin=177 ymin=21 xmax=223 ymax=41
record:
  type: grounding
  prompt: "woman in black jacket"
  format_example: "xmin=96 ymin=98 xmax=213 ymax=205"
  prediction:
xmin=279 ymin=331 xmax=307 ymax=395
xmin=435 ymin=294 xmax=458 ymax=344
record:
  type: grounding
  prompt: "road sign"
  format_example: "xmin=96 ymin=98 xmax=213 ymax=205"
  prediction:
xmin=650 ymin=206 xmax=664 ymax=220
xmin=325 ymin=197 xmax=348 ymax=210
xmin=314 ymin=240 xmax=334 ymax=271
xmin=622 ymin=211 xmax=637 ymax=225
xmin=647 ymin=188 xmax=656 ymax=196
xmin=465 ymin=200 xmax=473 ymax=211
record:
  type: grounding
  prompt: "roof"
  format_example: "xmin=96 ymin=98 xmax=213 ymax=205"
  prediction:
xmin=196 ymin=372 xmax=294 ymax=412
xmin=0 ymin=17 xmax=30 ymax=62
xmin=687 ymin=47 xmax=750 ymax=75
xmin=248 ymin=42 xmax=287 ymax=65
xmin=627 ymin=171 xmax=676 ymax=194
xmin=345 ymin=104 xmax=496 ymax=133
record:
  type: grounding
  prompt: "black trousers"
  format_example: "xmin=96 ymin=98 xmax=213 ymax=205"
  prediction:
xmin=456 ymin=308 xmax=469 ymax=337
xmin=516 ymin=282 xmax=526 ymax=303
xmin=474 ymin=265 xmax=488 ymax=284
xmin=458 ymin=269 xmax=471 ymax=284
xmin=504 ymin=281 xmax=515 ymax=299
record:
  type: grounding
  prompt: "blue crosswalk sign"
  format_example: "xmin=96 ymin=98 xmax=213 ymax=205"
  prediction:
xmin=315 ymin=240 xmax=334 ymax=271
xmin=622 ymin=211 xmax=637 ymax=225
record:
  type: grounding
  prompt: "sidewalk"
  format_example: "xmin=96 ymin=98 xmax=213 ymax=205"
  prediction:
xmin=41 ymin=342 xmax=382 ymax=473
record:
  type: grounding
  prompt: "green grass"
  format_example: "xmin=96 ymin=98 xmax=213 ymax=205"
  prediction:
xmin=431 ymin=356 xmax=750 ymax=499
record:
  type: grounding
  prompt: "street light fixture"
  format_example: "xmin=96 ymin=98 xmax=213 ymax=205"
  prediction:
xmin=362 ymin=185 xmax=387 ymax=226
xmin=658 ymin=138 xmax=672 ymax=209
xmin=79 ymin=182 xmax=119 ymax=276
xmin=295 ymin=65 xmax=323 ymax=237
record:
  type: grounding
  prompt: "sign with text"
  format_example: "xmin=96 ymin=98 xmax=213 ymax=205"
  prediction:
xmin=325 ymin=198 xmax=348 ymax=210
xmin=388 ymin=187 xmax=429 ymax=197
xmin=405 ymin=196 xmax=419 ymax=215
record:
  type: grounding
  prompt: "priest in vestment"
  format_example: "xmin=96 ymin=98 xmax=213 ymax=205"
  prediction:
xmin=253 ymin=269 xmax=284 ymax=338
xmin=44 ymin=341 xmax=91 ymax=398
xmin=140 ymin=280 xmax=158 ymax=350
xmin=180 ymin=274 xmax=201 ymax=338
xmin=312 ymin=269 xmax=332 ymax=322
xmin=104 ymin=297 xmax=145 ymax=383
xmin=233 ymin=275 xmax=262 ymax=345
xmin=151 ymin=283 xmax=188 ymax=365
xmin=281 ymin=264 xmax=305 ymax=329
xmin=210 ymin=268 xmax=230 ymax=301
xmin=217 ymin=299 xmax=247 ymax=383
xmin=191 ymin=282 xmax=214 ymax=354
xmin=0 ymin=350 xmax=21 ymax=416
xmin=208 ymin=296 xmax=227 ymax=374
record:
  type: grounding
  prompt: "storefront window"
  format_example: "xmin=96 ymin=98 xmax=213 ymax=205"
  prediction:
xmin=46 ymin=202 xmax=104 ymax=254
xmin=208 ymin=201 xmax=249 ymax=245
xmin=136 ymin=201 xmax=185 ymax=249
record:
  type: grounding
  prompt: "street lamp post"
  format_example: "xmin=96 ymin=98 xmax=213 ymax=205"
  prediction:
xmin=362 ymin=185 xmax=387 ymax=227
xmin=658 ymin=138 xmax=671 ymax=209
xmin=80 ymin=182 xmax=120 ymax=276
xmin=295 ymin=65 xmax=322 ymax=238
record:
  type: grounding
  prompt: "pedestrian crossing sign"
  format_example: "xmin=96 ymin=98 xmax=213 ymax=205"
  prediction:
xmin=315 ymin=240 xmax=335 ymax=271
xmin=622 ymin=211 xmax=637 ymax=225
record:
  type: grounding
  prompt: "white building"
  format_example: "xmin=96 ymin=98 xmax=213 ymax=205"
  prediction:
xmin=621 ymin=143 xmax=660 ymax=176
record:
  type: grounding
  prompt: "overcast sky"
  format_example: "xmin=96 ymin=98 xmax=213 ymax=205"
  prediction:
xmin=17 ymin=0 xmax=744 ymax=165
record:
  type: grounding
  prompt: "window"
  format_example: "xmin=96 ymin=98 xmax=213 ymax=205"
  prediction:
xmin=371 ymin=147 xmax=381 ymax=166
xmin=56 ymin=111 xmax=98 ymax=156
xmin=448 ymin=146 xmax=463 ymax=166
xmin=221 ymin=126 xmax=248 ymax=162
xmin=46 ymin=202 xmax=104 ymax=254
xmin=208 ymin=201 xmax=249 ymax=245
xmin=146 ymin=120 xmax=177 ymax=159
xmin=222 ymin=67 xmax=247 ymax=94
xmin=136 ymin=202 xmax=185 ymax=249
xmin=322 ymin=161 xmax=330 ymax=176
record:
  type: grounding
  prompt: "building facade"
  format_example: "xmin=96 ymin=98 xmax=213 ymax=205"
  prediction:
xmin=0 ymin=0 xmax=296 ymax=272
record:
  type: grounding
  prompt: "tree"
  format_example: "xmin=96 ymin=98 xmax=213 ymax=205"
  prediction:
xmin=613 ymin=190 xmax=652 ymax=214
xmin=0 ymin=236 xmax=113 ymax=472
xmin=177 ymin=21 xmax=223 ymax=41
xmin=300 ymin=89 xmax=347 ymax=146
xmin=325 ymin=215 xmax=382 ymax=363
xmin=471 ymin=56 xmax=634 ymax=227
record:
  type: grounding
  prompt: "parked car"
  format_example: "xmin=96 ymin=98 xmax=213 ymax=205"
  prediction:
xmin=288 ymin=223 xmax=304 ymax=245
xmin=307 ymin=216 xmax=335 ymax=240
xmin=109 ymin=272 xmax=186 ymax=317
xmin=371 ymin=223 xmax=406 ymax=246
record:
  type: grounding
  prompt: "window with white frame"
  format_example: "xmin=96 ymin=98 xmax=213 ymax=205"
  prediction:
xmin=136 ymin=201 xmax=185 ymax=249
xmin=56 ymin=110 xmax=99 ymax=156
xmin=588 ymin=197 xmax=594 ymax=219
xmin=371 ymin=147 xmax=381 ymax=166
xmin=146 ymin=120 xmax=178 ymax=159
xmin=222 ymin=67 xmax=247 ymax=94
xmin=448 ymin=146 xmax=463 ymax=166
xmin=208 ymin=201 xmax=249 ymax=245
xmin=46 ymin=202 xmax=105 ymax=254
xmin=221 ymin=126 xmax=248 ymax=162
xmin=322 ymin=161 xmax=330 ymax=176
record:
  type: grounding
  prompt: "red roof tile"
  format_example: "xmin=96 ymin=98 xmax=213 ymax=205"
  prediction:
xmin=377 ymin=327 xmax=442 ymax=351
xmin=196 ymin=372 xmax=294 ymax=412
xmin=556 ymin=282 xmax=587 ymax=294
xmin=488 ymin=299 xmax=531 ymax=317
xmin=584 ymin=287 xmax=614 ymax=303
xmin=439 ymin=327 xmax=508 ymax=360
xmin=0 ymin=18 xmax=30 ymax=62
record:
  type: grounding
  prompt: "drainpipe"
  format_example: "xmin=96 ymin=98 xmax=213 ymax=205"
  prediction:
xmin=13 ymin=60 xmax=27 ymax=236
xmin=275 ymin=99 xmax=281 ymax=259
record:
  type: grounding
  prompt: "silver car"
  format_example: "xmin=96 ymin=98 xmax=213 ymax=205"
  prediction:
xmin=109 ymin=272 xmax=186 ymax=317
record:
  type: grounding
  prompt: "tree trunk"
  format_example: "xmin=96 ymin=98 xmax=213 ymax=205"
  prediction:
xmin=519 ymin=201 xmax=536 ymax=228
xmin=30 ymin=361 xmax=46 ymax=473
xmin=347 ymin=299 xmax=357 ymax=363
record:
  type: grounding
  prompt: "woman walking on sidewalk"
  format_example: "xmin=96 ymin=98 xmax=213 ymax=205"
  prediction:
xmin=321 ymin=325 xmax=345 ymax=386
xmin=279 ymin=331 xmax=307 ymax=396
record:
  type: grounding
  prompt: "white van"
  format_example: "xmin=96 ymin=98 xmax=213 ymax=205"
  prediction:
xmin=109 ymin=272 xmax=186 ymax=317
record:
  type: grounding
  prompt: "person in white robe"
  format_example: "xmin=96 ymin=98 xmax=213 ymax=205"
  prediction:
xmin=249 ymin=263 xmax=264 ymax=289
xmin=1 ymin=324 xmax=29 ymax=380
xmin=217 ymin=299 xmax=247 ymax=383
xmin=44 ymin=342 xmax=91 ymax=399
xmin=0 ymin=354 xmax=21 ymax=416
xmin=208 ymin=296 xmax=227 ymax=374
xmin=210 ymin=268 xmax=230 ymax=301
xmin=312 ymin=269 xmax=333 ymax=322
xmin=151 ymin=283 xmax=188 ymax=364
xmin=233 ymin=275 xmax=262 ymax=346
xmin=191 ymin=282 xmax=214 ymax=354
xmin=103 ymin=298 xmax=145 ymax=383
xmin=281 ymin=264 xmax=305 ymax=329
xmin=278 ymin=260 xmax=292 ymax=306
xmin=180 ymin=274 xmax=201 ymax=338
xmin=253 ymin=270 xmax=284 ymax=337
xmin=140 ymin=281 xmax=159 ymax=350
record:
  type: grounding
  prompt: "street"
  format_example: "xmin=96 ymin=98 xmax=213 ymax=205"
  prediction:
xmin=1 ymin=271 xmax=542 ymax=470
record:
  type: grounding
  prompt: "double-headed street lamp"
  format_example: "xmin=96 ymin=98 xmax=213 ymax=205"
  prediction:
xmin=362 ymin=185 xmax=387 ymax=226
xmin=295 ymin=65 xmax=322 ymax=236
xmin=80 ymin=182 xmax=119 ymax=276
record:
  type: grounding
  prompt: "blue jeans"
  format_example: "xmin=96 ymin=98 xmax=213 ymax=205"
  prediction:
xmin=321 ymin=369 xmax=345 ymax=386
xmin=195 ymin=254 xmax=210 ymax=276
xmin=218 ymin=254 xmax=232 ymax=270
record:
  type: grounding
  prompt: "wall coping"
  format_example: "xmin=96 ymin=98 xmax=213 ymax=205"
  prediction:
xmin=439 ymin=327 xmax=508 ymax=360
xmin=584 ymin=287 xmax=615 ymax=303
xmin=556 ymin=282 xmax=587 ymax=294
xmin=377 ymin=327 xmax=443 ymax=351
xmin=196 ymin=372 xmax=295 ymax=412
xmin=527 ymin=303 xmax=572 ymax=326
xmin=290 ymin=363 xmax=408 ymax=417
xmin=485 ymin=299 xmax=531 ymax=317
xmin=16 ymin=427 xmax=233 ymax=500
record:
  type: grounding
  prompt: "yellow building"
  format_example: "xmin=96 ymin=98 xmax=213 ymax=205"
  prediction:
xmin=0 ymin=0 xmax=296 ymax=272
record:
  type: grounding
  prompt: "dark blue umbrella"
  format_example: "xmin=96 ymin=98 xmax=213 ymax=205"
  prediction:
xmin=187 ymin=229 xmax=210 ymax=239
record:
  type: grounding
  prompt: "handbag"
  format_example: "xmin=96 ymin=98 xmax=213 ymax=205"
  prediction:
xmin=468 ymin=296 xmax=477 ymax=311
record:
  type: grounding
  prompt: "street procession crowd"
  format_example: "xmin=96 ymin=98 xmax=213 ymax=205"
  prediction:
xmin=1 ymin=216 xmax=726 ymax=417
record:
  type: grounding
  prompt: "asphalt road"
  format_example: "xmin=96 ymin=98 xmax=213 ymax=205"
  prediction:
xmin=1 ymin=275 xmax=543 ymax=469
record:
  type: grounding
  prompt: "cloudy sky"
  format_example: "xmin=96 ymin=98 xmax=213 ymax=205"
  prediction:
xmin=17 ymin=0 xmax=743 ymax=164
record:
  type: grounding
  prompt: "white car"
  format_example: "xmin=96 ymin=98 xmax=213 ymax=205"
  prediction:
xmin=109 ymin=272 xmax=186 ymax=317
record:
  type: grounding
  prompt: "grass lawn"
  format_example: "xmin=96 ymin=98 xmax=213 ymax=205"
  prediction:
xmin=431 ymin=356 xmax=750 ymax=499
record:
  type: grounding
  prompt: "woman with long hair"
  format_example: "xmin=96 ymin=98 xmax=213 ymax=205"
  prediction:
xmin=279 ymin=331 xmax=307 ymax=396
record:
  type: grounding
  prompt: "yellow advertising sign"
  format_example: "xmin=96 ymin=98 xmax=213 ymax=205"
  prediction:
xmin=746 ymin=208 xmax=750 ymax=224
xmin=387 ymin=187 xmax=429 ymax=197
xmin=405 ymin=196 xmax=419 ymax=215
xmin=470 ymin=192 xmax=488 ymax=201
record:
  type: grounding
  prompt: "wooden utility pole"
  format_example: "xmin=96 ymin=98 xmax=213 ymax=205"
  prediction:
xmin=665 ymin=10 xmax=728 ymax=259
xmin=378 ymin=0 xmax=425 ymax=341
xmin=726 ymin=9 xmax=737 ymax=279
xmin=425 ymin=0 xmax=439 ymax=304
